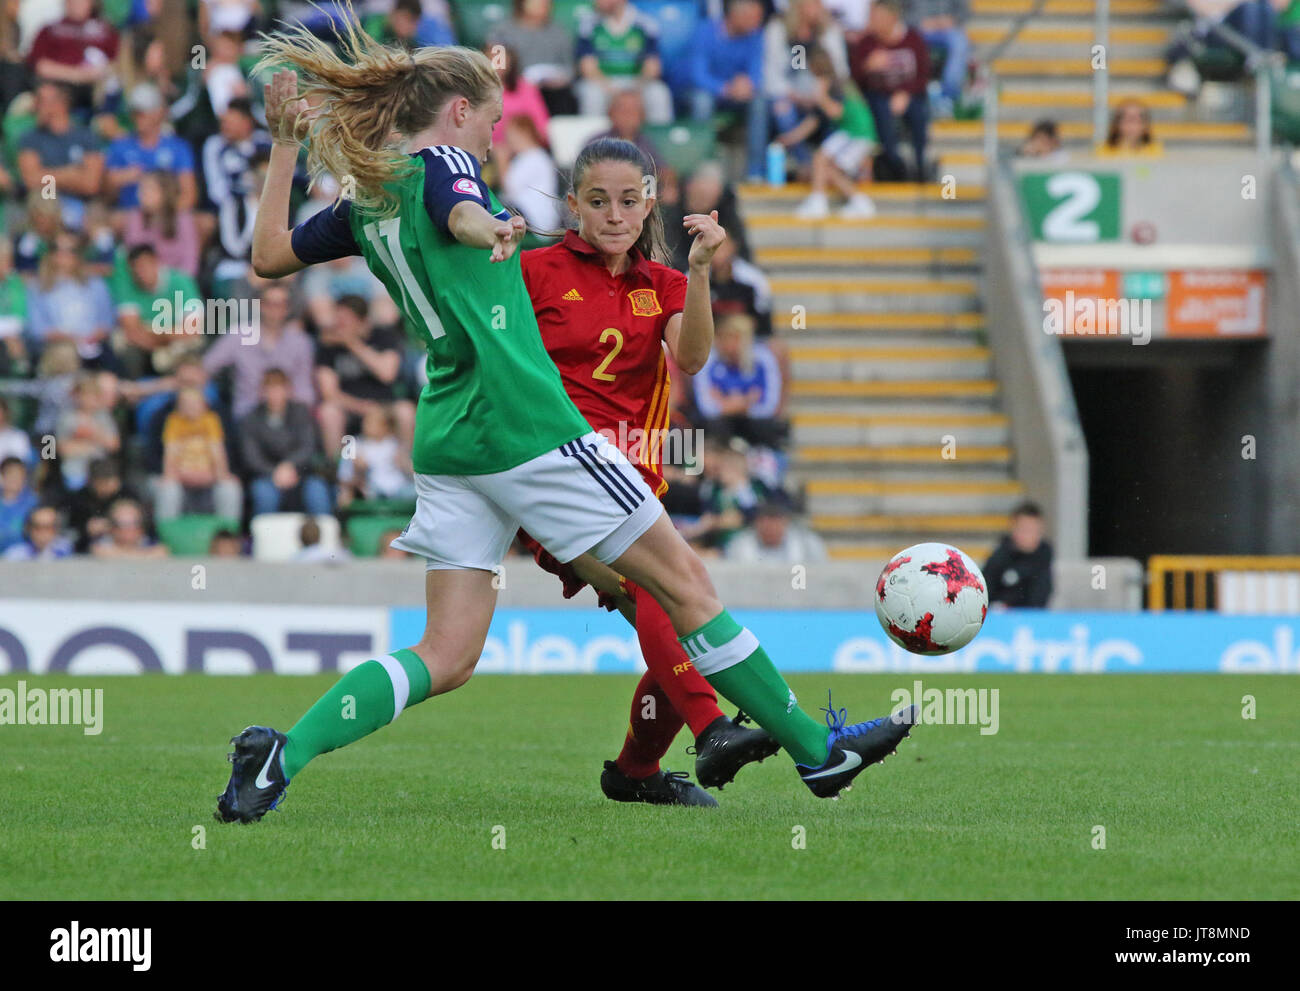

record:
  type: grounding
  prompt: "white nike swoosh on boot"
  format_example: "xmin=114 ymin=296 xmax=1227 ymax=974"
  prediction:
xmin=802 ymin=749 xmax=862 ymax=780
xmin=255 ymin=740 xmax=281 ymax=789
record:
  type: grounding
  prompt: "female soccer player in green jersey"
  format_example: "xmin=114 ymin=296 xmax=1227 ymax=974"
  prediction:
xmin=215 ymin=15 xmax=915 ymax=822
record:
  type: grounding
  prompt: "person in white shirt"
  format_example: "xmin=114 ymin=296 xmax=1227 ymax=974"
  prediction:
xmin=724 ymin=496 xmax=828 ymax=563
xmin=500 ymin=114 xmax=562 ymax=234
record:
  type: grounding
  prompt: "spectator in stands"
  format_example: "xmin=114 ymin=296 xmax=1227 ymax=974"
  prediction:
xmin=67 ymin=456 xmax=138 ymax=552
xmin=27 ymin=229 xmax=116 ymax=370
xmin=293 ymin=516 xmax=352 ymax=563
xmin=314 ymin=294 xmax=413 ymax=460
xmin=203 ymin=282 xmax=315 ymax=421
xmin=783 ymin=50 xmax=878 ymax=219
xmin=0 ymin=398 xmax=33 ymax=465
xmin=105 ymin=83 xmax=199 ymax=212
xmin=690 ymin=0 xmax=769 ymax=182
xmin=850 ymin=0 xmax=932 ymax=181
xmin=240 ymin=367 xmax=332 ymax=517
xmin=17 ymin=81 xmax=105 ymax=229
xmin=123 ymin=170 xmax=201 ymax=278
xmin=576 ymin=0 xmax=675 ymax=124
xmin=765 ymin=0 xmax=851 ymax=174
xmin=0 ymin=455 xmax=38 ymax=552
xmin=55 ymin=373 xmax=120 ymax=491
xmin=693 ymin=312 xmax=787 ymax=448
xmin=208 ymin=528 xmax=244 ymax=556
xmin=0 ymin=340 xmax=80 ymax=442
xmin=500 ymin=114 xmax=562 ymax=232
xmin=202 ymin=29 xmax=250 ymax=117
xmin=383 ymin=0 xmax=456 ymax=49
xmin=110 ymin=243 xmax=204 ymax=378
xmin=706 ymin=236 xmax=773 ymax=337
xmin=489 ymin=44 xmax=551 ymax=151
xmin=2 ymin=504 xmax=74 ymax=560
xmin=905 ymin=0 xmax=971 ymax=116
xmin=90 ymin=496 xmax=168 ymax=558
xmin=669 ymin=160 xmax=752 ymax=270
xmin=983 ymin=501 xmax=1054 ymax=608
xmin=1102 ymin=98 xmax=1162 ymax=156
xmin=488 ymin=0 xmax=579 ymax=116
xmin=25 ymin=0 xmax=119 ymax=113
xmin=337 ymin=405 xmax=416 ymax=508
xmin=1282 ymin=0 xmax=1300 ymax=61
xmin=199 ymin=0 xmax=260 ymax=38
xmin=0 ymin=240 xmax=28 ymax=377
xmin=694 ymin=437 xmax=767 ymax=552
xmin=725 ymin=492 xmax=828 ymax=563
xmin=13 ymin=195 xmax=63 ymax=276
xmin=595 ymin=88 xmax=664 ymax=171
xmin=155 ymin=386 xmax=243 ymax=521
xmin=1017 ymin=119 xmax=1067 ymax=163
xmin=201 ymin=96 xmax=271 ymax=287
xmin=1167 ymin=0 xmax=1284 ymax=93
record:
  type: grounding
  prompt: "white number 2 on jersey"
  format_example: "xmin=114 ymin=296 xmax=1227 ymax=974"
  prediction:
xmin=362 ymin=217 xmax=446 ymax=340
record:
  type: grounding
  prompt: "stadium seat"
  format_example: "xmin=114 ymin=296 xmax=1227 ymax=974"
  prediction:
xmin=452 ymin=0 xmax=510 ymax=50
xmin=250 ymin=513 xmax=342 ymax=562
xmin=642 ymin=121 xmax=717 ymax=176
xmin=1270 ymin=64 xmax=1300 ymax=145
xmin=548 ymin=114 xmax=610 ymax=168
xmin=156 ymin=515 xmax=241 ymax=556
xmin=347 ymin=514 xmax=412 ymax=557
xmin=552 ymin=0 xmax=595 ymax=35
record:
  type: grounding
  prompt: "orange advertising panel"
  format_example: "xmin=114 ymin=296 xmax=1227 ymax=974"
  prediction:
xmin=1166 ymin=270 xmax=1267 ymax=338
xmin=1040 ymin=269 xmax=1126 ymax=336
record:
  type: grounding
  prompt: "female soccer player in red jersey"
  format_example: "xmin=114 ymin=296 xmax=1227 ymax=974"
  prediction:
xmin=518 ymin=137 xmax=781 ymax=805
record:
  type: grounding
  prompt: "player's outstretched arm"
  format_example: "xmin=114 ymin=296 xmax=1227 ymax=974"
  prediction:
xmin=666 ymin=210 xmax=726 ymax=374
xmin=252 ymin=69 xmax=312 ymax=278
xmin=448 ymin=201 xmax=528 ymax=262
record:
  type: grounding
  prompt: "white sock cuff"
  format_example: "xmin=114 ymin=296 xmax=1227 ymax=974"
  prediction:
xmin=683 ymin=627 xmax=760 ymax=677
xmin=375 ymin=654 xmax=410 ymax=723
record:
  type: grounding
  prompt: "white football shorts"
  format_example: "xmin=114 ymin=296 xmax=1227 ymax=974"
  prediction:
xmin=389 ymin=431 xmax=663 ymax=571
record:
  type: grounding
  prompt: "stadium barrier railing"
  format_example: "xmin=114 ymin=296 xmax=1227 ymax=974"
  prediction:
xmin=1147 ymin=555 xmax=1300 ymax=612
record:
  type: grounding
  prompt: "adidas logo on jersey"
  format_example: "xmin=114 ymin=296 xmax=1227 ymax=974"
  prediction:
xmin=562 ymin=289 xmax=584 ymax=301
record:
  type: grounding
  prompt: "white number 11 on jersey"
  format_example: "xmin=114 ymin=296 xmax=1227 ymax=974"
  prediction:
xmin=362 ymin=217 xmax=446 ymax=340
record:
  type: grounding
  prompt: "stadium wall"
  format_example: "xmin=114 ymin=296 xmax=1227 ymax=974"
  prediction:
xmin=8 ymin=558 xmax=1299 ymax=676
xmin=1265 ymin=158 xmax=1300 ymax=552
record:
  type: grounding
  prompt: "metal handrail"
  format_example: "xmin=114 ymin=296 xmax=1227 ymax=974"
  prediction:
xmin=979 ymin=0 xmax=1053 ymax=162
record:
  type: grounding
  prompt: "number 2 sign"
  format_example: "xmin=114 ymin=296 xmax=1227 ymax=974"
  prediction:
xmin=1020 ymin=171 xmax=1122 ymax=243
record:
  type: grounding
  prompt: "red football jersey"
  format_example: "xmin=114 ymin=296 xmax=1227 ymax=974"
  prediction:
xmin=522 ymin=231 xmax=688 ymax=496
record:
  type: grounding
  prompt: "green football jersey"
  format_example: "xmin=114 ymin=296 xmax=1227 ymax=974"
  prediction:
xmin=330 ymin=147 xmax=589 ymax=476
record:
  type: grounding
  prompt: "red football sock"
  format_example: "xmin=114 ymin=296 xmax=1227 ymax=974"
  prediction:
xmin=630 ymin=581 xmax=725 ymax=739
xmin=615 ymin=671 xmax=685 ymax=780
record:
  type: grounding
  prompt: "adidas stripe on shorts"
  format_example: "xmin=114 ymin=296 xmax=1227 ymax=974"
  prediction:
xmin=390 ymin=431 xmax=663 ymax=571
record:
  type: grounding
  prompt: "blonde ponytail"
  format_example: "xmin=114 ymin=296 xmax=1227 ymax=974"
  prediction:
xmin=255 ymin=9 xmax=500 ymax=216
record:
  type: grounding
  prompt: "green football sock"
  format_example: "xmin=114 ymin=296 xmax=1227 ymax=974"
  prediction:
xmin=281 ymin=648 xmax=432 ymax=779
xmin=679 ymin=610 xmax=830 ymax=767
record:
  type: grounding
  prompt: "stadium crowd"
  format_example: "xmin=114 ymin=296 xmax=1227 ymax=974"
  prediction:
xmin=0 ymin=0 xmax=984 ymax=564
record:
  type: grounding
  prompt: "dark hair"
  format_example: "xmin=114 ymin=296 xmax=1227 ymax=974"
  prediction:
xmin=337 ymin=294 xmax=369 ymax=320
xmin=1029 ymin=119 xmax=1058 ymax=141
xmin=225 ymin=96 xmax=255 ymax=121
xmin=1106 ymin=99 xmax=1152 ymax=148
xmin=1011 ymin=501 xmax=1043 ymax=519
xmin=393 ymin=0 xmax=421 ymax=17
xmin=128 ymin=243 xmax=157 ymax=263
xmin=88 ymin=457 xmax=120 ymax=481
xmin=262 ymin=367 xmax=291 ymax=386
xmin=569 ymin=137 xmax=669 ymax=265
xmin=1 ymin=455 xmax=24 ymax=473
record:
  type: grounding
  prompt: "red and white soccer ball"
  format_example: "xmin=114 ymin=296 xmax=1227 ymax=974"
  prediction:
xmin=874 ymin=542 xmax=989 ymax=655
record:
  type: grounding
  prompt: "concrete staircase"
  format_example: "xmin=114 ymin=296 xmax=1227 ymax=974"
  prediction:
xmin=741 ymin=182 xmax=1013 ymax=563
xmin=736 ymin=0 xmax=1258 ymax=563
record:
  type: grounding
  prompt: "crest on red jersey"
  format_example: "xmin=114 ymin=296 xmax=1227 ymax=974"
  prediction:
xmin=628 ymin=289 xmax=661 ymax=316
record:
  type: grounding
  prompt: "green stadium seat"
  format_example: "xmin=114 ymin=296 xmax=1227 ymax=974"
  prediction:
xmin=642 ymin=121 xmax=718 ymax=177
xmin=157 ymin=515 xmax=241 ymax=556
xmin=347 ymin=514 xmax=412 ymax=557
xmin=1270 ymin=64 xmax=1300 ymax=145
xmin=345 ymin=497 xmax=417 ymax=518
xmin=552 ymin=0 xmax=594 ymax=36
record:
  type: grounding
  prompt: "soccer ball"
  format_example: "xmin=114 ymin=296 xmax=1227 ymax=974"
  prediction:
xmin=874 ymin=542 xmax=989 ymax=655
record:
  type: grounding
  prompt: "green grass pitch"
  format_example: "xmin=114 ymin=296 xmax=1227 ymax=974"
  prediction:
xmin=2 ymin=673 xmax=1296 ymax=900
